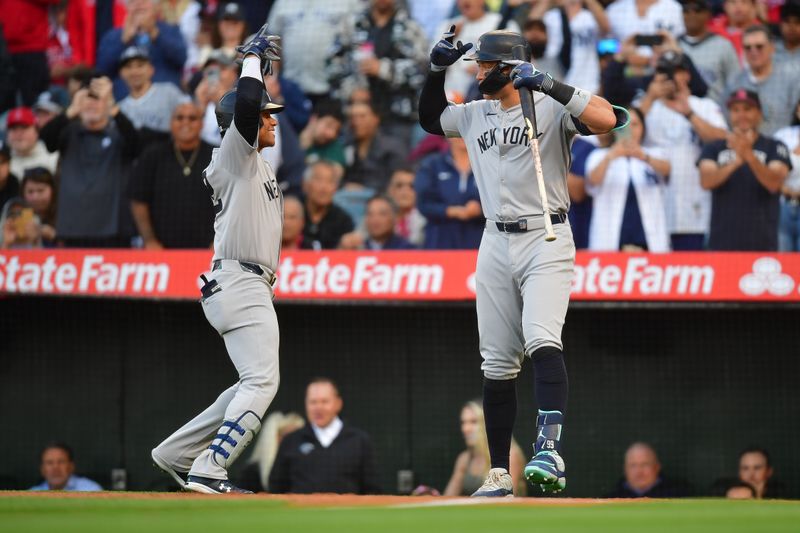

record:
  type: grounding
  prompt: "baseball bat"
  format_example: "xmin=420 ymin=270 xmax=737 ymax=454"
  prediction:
xmin=512 ymin=45 xmax=556 ymax=242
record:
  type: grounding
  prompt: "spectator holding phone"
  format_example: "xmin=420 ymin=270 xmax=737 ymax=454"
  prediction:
xmin=586 ymin=107 xmax=672 ymax=252
xmin=196 ymin=2 xmax=250 ymax=68
xmin=678 ymin=0 xmax=741 ymax=105
xmin=20 ymin=167 xmax=58 ymax=247
xmin=639 ymin=50 xmax=728 ymax=250
xmin=0 ymin=198 xmax=42 ymax=249
xmin=195 ymin=51 xmax=239 ymax=146
xmin=607 ymin=0 xmax=685 ymax=50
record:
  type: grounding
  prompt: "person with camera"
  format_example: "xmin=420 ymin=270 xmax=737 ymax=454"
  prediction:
xmin=638 ymin=50 xmax=728 ymax=250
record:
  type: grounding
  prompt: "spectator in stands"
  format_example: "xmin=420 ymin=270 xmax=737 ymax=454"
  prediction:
xmin=567 ymin=133 xmax=612 ymax=250
xmin=300 ymin=99 xmax=347 ymax=171
xmin=416 ymin=137 xmax=484 ymax=249
xmin=738 ymin=447 xmax=787 ymax=499
xmin=196 ymin=2 xmax=249 ymax=68
xmin=408 ymin=0 xmax=457 ymax=42
xmin=343 ymin=101 xmax=408 ymax=191
xmin=326 ymin=0 xmax=428 ymax=146
xmin=302 ymin=160 xmax=355 ymax=250
xmin=29 ymin=443 xmax=101 ymax=491
xmin=601 ymin=31 xmax=709 ymax=108
xmin=6 ymin=107 xmax=59 ymax=178
xmin=605 ymin=442 xmax=689 ymax=498
xmin=118 ymin=46 xmax=187 ymax=147
xmin=341 ymin=195 xmax=417 ymax=250
xmin=40 ymin=76 xmax=140 ymax=247
xmin=0 ymin=197 xmax=42 ymax=248
xmin=606 ymin=0 xmax=685 ymax=45
xmin=774 ymin=99 xmax=800 ymax=251
xmin=32 ymin=88 xmax=68 ymax=129
xmin=281 ymin=196 xmax=306 ymax=250
xmin=268 ymin=0 xmax=361 ymax=103
xmin=269 ymin=377 xmax=381 ymax=494
xmin=96 ymin=0 xmax=187 ymax=100
xmin=264 ymin=63 xmax=311 ymax=134
xmin=522 ymin=19 xmax=564 ymax=82
xmin=46 ymin=0 xmax=80 ymax=87
xmin=0 ymin=0 xmax=56 ymax=110
xmin=158 ymin=0 xmax=202 ymax=77
xmin=639 ymin=50 xmax=728 ymax=250
xmin=435 ymin=0 xmax=521 ymax=96
xmin=239 ymin=412 xmax=305 ymax=493
xmin=709 ymin=0 xmax=761 ymax=61
xmin=65 ymin=0 xmax=127 ymax=70
xmin=21 ymin=167 xmax=57 ymax=247
xmin=699 ymin=89 xmax=791 ymax=251
xmin=195 ymin=51 xmax=239 ymax=146
xmin=586 ymin=107 xmax=672 ymax=252
xmin=444 ymin=400 xmax=526 ymax=497
xmin=776 ymin=2 xmax=800 ymax=69
xmin=678 ymin=0 xmax=741 ymax=105
xmin=726 ymin=482 xmax=756 ymax=499
xmin=725 ymin=25 xmax=800 ymax=136
xmin=129 ymin=102 xmax=214 ymax=249
xmin=387 ymin=168 xmax=426 ymax=247
xmin=0 ymin=141 xmax=19 ymax=210
xmin=529 ymin=0 xmax=609 ymax=95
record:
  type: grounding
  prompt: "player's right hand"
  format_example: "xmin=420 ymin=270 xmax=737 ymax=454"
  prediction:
xmin=430 ymin=25 xmax=473 ymax=72
xmin=237 ymin=23 xmax=281 ymax=64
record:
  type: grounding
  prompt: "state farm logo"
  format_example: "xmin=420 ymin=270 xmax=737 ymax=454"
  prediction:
xmin=739 ymin=257 xmax=795 ymax=296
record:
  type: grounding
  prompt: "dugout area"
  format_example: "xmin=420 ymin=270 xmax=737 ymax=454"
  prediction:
xmin=1 ymin=297 xmax=798 ymax=498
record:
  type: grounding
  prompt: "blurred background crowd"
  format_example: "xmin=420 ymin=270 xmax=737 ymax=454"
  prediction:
xmin=1 ymin=0 xmax=800 ymax=253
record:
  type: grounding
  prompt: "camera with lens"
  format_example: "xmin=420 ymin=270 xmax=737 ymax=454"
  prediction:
xmin=655 ymin=50 xmax=684 ymax=81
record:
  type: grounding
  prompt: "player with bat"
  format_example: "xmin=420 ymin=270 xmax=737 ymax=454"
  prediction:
xmin=419 ymin=28 xmax=628 ymax=495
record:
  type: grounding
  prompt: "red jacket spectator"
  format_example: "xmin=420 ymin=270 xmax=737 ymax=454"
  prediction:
xmin=0 ymin=0 xmax=60 ymax=53
xmin=66 ymin=0 xmax=127 ymax=67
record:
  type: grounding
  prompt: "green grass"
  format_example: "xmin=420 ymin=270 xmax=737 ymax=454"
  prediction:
xmin=1 ymin=495 xmax=798 ymax=533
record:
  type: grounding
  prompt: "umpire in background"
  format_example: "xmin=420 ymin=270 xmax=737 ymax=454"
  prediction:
xmin=268 ymin=378 xmax=381 ymax=494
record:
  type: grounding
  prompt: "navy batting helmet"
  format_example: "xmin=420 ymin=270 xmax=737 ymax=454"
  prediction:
xmin=463 ymin=30 xmax=531 ymax=63
xmin=215 ymin=88 xmax=285 ymax=134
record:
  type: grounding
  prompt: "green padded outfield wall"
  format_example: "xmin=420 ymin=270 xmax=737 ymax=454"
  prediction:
xmin=1 ymin=297 xmax=797 ymax=497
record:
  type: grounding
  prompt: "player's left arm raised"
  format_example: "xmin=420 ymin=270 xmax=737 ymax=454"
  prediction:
xmin=510 ymin=62 xmax=624 ymax=134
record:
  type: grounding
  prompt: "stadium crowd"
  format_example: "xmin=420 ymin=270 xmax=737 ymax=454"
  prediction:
xmin=1 ymin=0 xmax=800 ymax=252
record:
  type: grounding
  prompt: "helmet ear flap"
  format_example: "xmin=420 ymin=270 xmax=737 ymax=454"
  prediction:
xmin=478 ymin=62 xmax=512 ymax=95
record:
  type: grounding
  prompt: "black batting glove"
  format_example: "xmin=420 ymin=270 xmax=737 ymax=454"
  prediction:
xmin=430 ymin=25 xmax=473 ymax=72
xmin=236 ymin=23 xmax=281 ymax=75
xmin=510 ymin=62 xmax=555 ymax=94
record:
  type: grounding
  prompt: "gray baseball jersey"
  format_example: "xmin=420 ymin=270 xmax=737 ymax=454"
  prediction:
xmin=205 ymin=121 xmax=283 ymax=272
xmin=439 ymin=94 xmax=578 ymax=221
xmin=440 ymin=95 xmax=578 ymax=379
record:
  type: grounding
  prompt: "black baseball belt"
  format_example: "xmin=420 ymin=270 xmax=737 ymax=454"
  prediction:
xmin=493 ymin=213 xmax=567 ymax=233
xmin=212 ymin=259 xmax=277 ymax=286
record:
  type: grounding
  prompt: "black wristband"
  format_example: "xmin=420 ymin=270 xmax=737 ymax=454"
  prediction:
xmin=545 ymin=78 xmax=576 ymax=107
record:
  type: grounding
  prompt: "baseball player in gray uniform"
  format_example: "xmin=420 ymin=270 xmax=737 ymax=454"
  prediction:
xmin=150 ymin=26 xmax=284 ymax=494
xmin=419 ymin=28 xmax=628 ymax=496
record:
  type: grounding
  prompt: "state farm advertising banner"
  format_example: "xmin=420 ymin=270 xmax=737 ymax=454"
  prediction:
xmin=1 ymin=250 xmax=799 ymax=302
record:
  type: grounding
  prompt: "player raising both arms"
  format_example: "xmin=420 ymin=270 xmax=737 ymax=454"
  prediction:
xmin=419 ymin=28 xmax=628 ymax=496
xmin=151 ymin=25 xmax=285 ymax=494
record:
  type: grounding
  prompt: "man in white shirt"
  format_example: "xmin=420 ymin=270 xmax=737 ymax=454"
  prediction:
xmin=268 ymin=378 xmax=381 ymax=494
xmin=6 ymin=107 xmax=58 ymax=179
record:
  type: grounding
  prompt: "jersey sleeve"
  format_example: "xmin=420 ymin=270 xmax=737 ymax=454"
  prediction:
xmin=768 ymin=139 xmax=792 ymax=170
xmin=205 ymin=121 xmax=258 ymax=187
xmin=439 ymin=103 xmax=467 ymax=138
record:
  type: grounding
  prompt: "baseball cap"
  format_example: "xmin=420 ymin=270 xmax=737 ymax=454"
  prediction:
xmin=656 ymin=50 xmax=691 ymax=72
xmin=218 ymin=2 xmax=245 ymax=21
xmin=726 ymin=88 xmax=761 ymax=110
xmin=119 ymin=45 xmax=150 ymax=67
xmin=33 ymin=88 xmax=68 ymax=115
xmin=7 ymin=107 xmax=35 ymax=128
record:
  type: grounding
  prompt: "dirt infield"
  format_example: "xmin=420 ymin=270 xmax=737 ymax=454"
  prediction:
xmin=0 ymin=491 xmax=642 ymax=507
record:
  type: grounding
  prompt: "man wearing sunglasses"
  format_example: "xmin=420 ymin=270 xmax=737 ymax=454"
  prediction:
xmin=678 ymin=0 xmax=741 ymax=104
xmin=129 ymin=102 xmax=215 ymax=249
xmin=725 ymin=25 xmax=800 ymax=136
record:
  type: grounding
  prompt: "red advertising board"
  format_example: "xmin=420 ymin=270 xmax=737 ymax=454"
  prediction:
xmin=1 ymin=250 xmax=799 ymax=302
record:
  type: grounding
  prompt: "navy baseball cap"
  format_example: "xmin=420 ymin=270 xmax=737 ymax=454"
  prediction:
xmin=119 ymin=46 xmax=150 ymax=67
xmin=218 ymin=2 xmax=245 ymax=21
xmin=727 ymin=88 xmax=761 ymax=110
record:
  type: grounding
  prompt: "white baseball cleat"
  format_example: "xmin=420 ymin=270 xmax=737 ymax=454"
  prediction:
xmin=471 ymin=467 xmax=514 ymax=497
